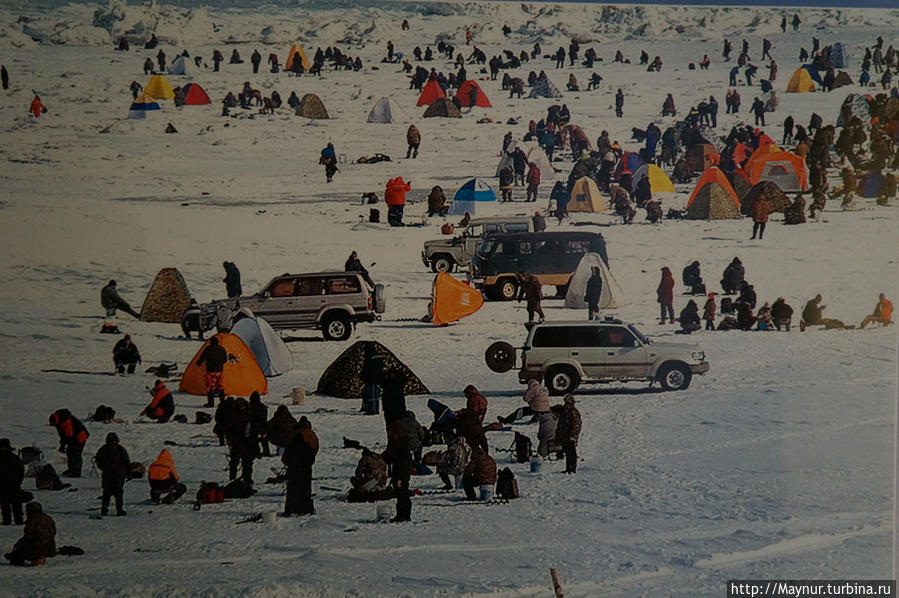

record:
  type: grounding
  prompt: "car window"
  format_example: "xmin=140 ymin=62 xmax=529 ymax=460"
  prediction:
xmin=466 ymin=225 xmax=483 ymax=237
xmin=539 ymin=239 xmax=563 ymax=255
xmin=268 ymin=278 xmax=296 ymax=297
xmin=566 ymin=240 xmax=590 ymax=254
xmin=533 ymin=326 xmax=601 ymax=347
xmin=482 ymin=224 xmax=500 ymax=234
xmin=295 ymin=278 xmax=324 ymax=296
xmin=601 ymin=326 xmax=636 ymax=348
xmin=326 ymin=276 xmax=362 ymax=295
xmin=518 ymin=240 xmax=533 ymax=255
xmin=505 ymin=223 xmax=530 ymax=232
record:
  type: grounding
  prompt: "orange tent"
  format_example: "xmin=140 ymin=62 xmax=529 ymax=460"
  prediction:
xmin=745 ymin=150 xmax=808 ymax=190
xmin=179 ymin=333 xmax=268 ymax=396
xmin=431 ymin=273 xmax=484 ymax=325
xmin=417 ymin=79 xmax=446 ymax=106
xmin=285 ymin=44 xmax=311 ymax=72
xmin=182 ymin=83 xmax=211 ymax=105
xmin=756 ymin=133 xmax=778 ymax=150
xmin=455 ymin=80 xmax=492 ymax=107
xmin=742 ymin=141 xmax=779 ymax=172
xmin=686 ymin=167 xmax=741 ymax=219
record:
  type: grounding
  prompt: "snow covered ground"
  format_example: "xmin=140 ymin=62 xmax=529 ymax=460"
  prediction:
xmin=0 ymin=1 xmax=897 ymax=596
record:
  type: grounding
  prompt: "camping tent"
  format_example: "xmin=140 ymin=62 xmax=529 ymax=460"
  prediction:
xmin=740 ymin=180 xmax=791 ymax=216
xmin=832 ymin=71 xmax=853 ymax=89
xmin=860 ymin=171 xmax=886 ymax=198
xmin=423 ymin=98 xmax=461 ymax=118
xmin=616 ymin=151 xmax=644 ymax=177
xmin=745 ymin=150 xmax=808 ymax=191
xmin=631 ymin=164 xmax=675 ymax=193
xmin=568 ymin=177 xmax=607 ymax=212
xmin=167 ymin=55 xmax=197 ymax=76
xmin=140 ymin=268 xmax=191 ymax=322
xmin=455 ymin=80 xmax=492 ymax=108
xmin=366 ymin=97 xmax=408 ymax=123
xmin=564 ymin=253 xmax=627 ymax=310
xmin=727 ymin=170 xmax=753 ymax=201
xmin=128 ymin=93 xmax=160 ymax=119
xmin=837 ymin=93 xmax=871 ymax=127
xmin=179 ymin=333 xmax=268 ymax=396
xmin=144 ymin=75 xmax=175 ymax=100
xmin=231 ymin=316 xmax=292 ymax=377
xmin=449 ymin=178 xmax=496 ymax=215
xmin=686 ymin=143 xmax=720 ymax=171
xmin=686 ymin=167 xmax=741 ymax=219
xmin=831 ymin=42 xmax=848 ymax=69
xmin=417 ymin=79 xmax=446 ymax=106
xmin=786 ymin=66 xmax=820 ymax=92
xmin=430 ymin=272 xmax=484 ymax=325
xmin=524 ymin=143 xmax=554 ymax=181
xmin=316 ymin=340 xmax=429 ymax=398
xmin=181 ymin=83 xmax=211 ymax=105
xmin=296 ymin=93 xmax=329 ymax=119
xmin=495 ymin=152 xmax=514 ymax=177
xmin=285 ymin=44 xmax=312 ymax=72
xmin=528 ymin=76 xmax=563 ymax=99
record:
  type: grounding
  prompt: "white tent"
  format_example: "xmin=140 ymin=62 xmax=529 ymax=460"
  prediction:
xmin=564 ymin=253 xmax=627 ymax=310
xmin=366 ymin=97 xmax=408 ymax=123
xmin=230 ymin=316 xmax=293 ymax=377
xmin=167 ymin=55 xmax=198 ymax=76
xmin=524 ymin=143 xmax=555 ymax=181
xmin=495 ymin=152 xmax=514 ymax=177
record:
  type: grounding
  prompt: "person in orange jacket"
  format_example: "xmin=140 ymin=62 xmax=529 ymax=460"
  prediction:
xmin=147 ymin=449 xmax=187 ymax=504
xmin=30 ymin=95 xmax=47 ymax=118
xmin=48 ymin=409 xmax=89 ymax=477
xmin=141 ymin=380 xmax=175 ymax=423
xmin=385 ymin=176 xmax=411 ymax=226
xmin=525 ymin=162 xmax=541 ymax=202
xmin=859 ymin=293 xmax=893 ymax=329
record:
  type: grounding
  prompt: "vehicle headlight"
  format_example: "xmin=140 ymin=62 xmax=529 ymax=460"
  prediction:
xmin=691 ymin=351 xmax=705 ymax=361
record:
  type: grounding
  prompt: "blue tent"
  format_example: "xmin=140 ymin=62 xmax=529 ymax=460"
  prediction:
xmin=801 ymin=64 xmax=824 ymax=85
xmin=860 ymin=171 xmax=885 ymax=198
xmin=128 ymin=93 xmax=160 ymax=119
xmin=449 ymin=178 xmax=496 ymax=215
xmin=830 ymin=43 xmax=847 ymax=69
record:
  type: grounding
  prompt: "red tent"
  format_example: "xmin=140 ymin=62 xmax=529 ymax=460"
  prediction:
xmin=182 ymin=83 xmax=211 ymax=106
xmin=416 ymin=80 xmax=446 ymax=107
xmin=455 ymin=80 xmax=492 ymax=108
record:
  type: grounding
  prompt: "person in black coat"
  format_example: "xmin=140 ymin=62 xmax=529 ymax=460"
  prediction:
xmin=282 ymin=417 xmax=318 ymax=516
xmin=0 ymin=439 xmax=25 ymax=525
xmin=251 ymin=49 xmax=261 ymax=74
xmin=48 ymin=409 xmax=89 ymax=478
xmin=682 ymin=261 xmax=701 ymax=289
xmin=361 ymin=344 xmax=384 ymax=415
xmin=113 ymin=334 xmax=141 ymax=374
xmin=227 ymin=399 xmax=256 ymax=484
xmin=345 ymin=251 xmax=374 ymax=287
xmin=197 ymin=336 xmax=231 ymax=407
xmin=94 ymin=433 xmax=130 ymax=516
xmin=384 ymin=411 xmax=427 ymax=522
xmin=248 ymin=391 xmax=270 ymax=457
xmin=585 ymin=266 xmax=604 ymax=320
xmin=222 ymin=262 xmax=242 ymax=298
xmin=721 ymin=257 xmax=744 ymax=295
xmin=679 ymin=300 xmax=701 ymax=333
xmin=738 ymin=281 xmax=757 ymax=309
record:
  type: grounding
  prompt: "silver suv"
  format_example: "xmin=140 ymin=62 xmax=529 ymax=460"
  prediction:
xmin=486 ymin=318 xmax=709 ymax=394
xmin=421 ymin=216 xmax=533 ymax=273
xmin=229 ymin=271 xmax=385 ymax=341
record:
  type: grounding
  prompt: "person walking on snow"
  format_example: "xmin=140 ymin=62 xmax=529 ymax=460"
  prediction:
xmin=657 ymin=267 xmax=675 ymax=324
xmin=585 ymin=266 xmax=604 ymax=320
xmin=94 ymin=432 xmax=130 ymax=516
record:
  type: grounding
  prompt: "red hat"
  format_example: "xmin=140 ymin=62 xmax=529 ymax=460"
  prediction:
xmin=534 ymin=210 xmax=540 ymax=215
xmin=708 ymin=292 xmax=717 ymax=298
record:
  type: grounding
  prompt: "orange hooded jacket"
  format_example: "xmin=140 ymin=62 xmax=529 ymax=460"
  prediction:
xmin=148 ymin=449 xmax=179 ymax=482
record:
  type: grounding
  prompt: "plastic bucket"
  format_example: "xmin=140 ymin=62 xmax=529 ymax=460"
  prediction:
xmin=376 ymin=504 xmax=392 ymax=522
xmin=479 ymin=486 xmax=494 ymax=502
xmin=292 ymin=388 xmax=306 ymax=406
xmin=262 ymin=511 xmax=277 ymax=524
xmin=529 ymin=459 xmax=542 ymax=473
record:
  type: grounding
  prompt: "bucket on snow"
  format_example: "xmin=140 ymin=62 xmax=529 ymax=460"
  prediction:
xmin=479 ymin=485 xmax=494 ymax=501
xmin=529 ymin=459 xmax=542 ymax=473
xmin=376 ymin=504 xmax=392 ymax=522
xmin=262 ymin=511 xmax=278 ymax=524
xmin=291 ymin=387 xmax=306 ymax=406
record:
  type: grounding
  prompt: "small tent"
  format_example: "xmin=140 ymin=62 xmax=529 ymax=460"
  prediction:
xmin=631 ymin=164 xmax=675 ymax=193
xmin=528 ymin=76 xmax=563 ymax=99
xmin=140 ymin=268 xmax=191 ymax=322
xmin=524 ymin=143 xmax=555 ymax=181
xmin=231 ymin=316 xmax=292 ymax=377
xmin=686 ymin=143 xmax=720 ymax=172
xmin=296 ymin=93 xmax=329 ymax=119
xmin=616 ymin=151 xmax=644 ymax=177
xmin=417 ymin=79 xmax=446 ymax=106
xmin=455 ymin=80 xmax=492 ymax=108
xmin=564 ymin=253 xmax=627 ymax=310
xmin=832 ymin=71 xmax=853 ymax=89
xmin=786 ymin=66 xmax=818 ymax=92
xmin=285 ymin=44 xmax=312 ymax=72
xmin=745 ymin=150 xmax=808 ymax=191
xmin=431 ymin=273 xmax=484 ymax=325
xmin=167 ymin=55 xmax=197 ymax=76
xmin=727 ymin=170 xmax=753 ymax=201
xmin=181 ymin=83 xmax=211 ymax=106
xmin=449 ymin=178 xmax=496 ymax=215
xmin=366 ymin=97 xmax=408 ymax=123
xmin=836 ymin=93 xmax=871 ymax=127
xmin=860 ymin=171 xmax=886 ymax=198
xmin=686 ymin=167 xmax=741 ymax=219
xmin=568 ymin=177 xmax=607 ymax=212
xmin=495 ymin=152 xmax=515 ymax=177
xmin=144 ymin=75 xmax=175 ymax=100
xmin=128 ymin=93 xmax=160 ymax=119
xmin=830 ymin=42 xmax=848 ymax=69
xmin=740 ymin=180 xmax=791 ymax=216
xmin=316 ymin=340 xmax=429 ymax=398
xmin=179 ymin=333 xmax=268 ymax=396
xmin=423 ymin=97 xmax=461 ymax=118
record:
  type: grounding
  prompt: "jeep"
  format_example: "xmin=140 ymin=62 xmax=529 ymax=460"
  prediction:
xmin=485 ymin=318 xmax=709 ymax=394
xmin=421 ymin=217 xmax=533 ymax=273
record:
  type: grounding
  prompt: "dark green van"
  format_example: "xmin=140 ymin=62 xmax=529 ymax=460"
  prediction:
xmin=468 ymin=231 xmax=608 ymax=301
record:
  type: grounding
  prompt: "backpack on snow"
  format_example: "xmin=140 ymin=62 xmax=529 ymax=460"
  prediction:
xmin=512 ymin=432 xmax=532 ymax=464
xmin=90 ymin=405 xmax=116 ymax=422
xmin=35 ymin=464 xmax=69 ymax=491
xmin=496 ymin=467 xmax=519 ymax=500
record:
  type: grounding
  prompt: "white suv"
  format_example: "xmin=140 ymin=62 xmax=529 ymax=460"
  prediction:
xmin=486 ymin=319 xmax=709 ymax=394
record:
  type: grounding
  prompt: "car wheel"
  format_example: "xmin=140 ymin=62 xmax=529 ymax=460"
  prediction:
xmin=322 ymin=314 xmax=353 ymax=341
xmin=431 ymin=255 xmax=453 ymax=273
xmin=485 ymin=341 xmax=516 ymax=373
xmin=545 ymin=366 xmax=579 ymax=395
xmin=497 ymin=278 xmax=518 ymax=301
xmin=658 ymin=362 xmax=692 ymax=391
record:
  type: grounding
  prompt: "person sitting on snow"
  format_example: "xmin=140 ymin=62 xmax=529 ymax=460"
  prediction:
xmin=141 ymin=380 xmax=175 ymax=423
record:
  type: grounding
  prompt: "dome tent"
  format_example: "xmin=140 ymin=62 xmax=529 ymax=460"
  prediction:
xmin=367 ymin=97 xmax=408 ymax=123
xmin=140 ymin=268 xmax=191 ymax=323
xmin=231 ymin=315 xmax=293 ymax=377
xmin=686 ymin=167 xmax=741 ymax=219
xmin=564 ymin=253 xmax=627 ymax=310
xmin=179 ymin=333 xmax=268 ymax=396
xmin=449 ymin=178 xmax=496 ymax=215
xmin=316 ymin=340 xmax=429 ymax=399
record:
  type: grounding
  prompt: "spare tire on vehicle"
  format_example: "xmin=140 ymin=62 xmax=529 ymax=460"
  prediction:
xmin=485 ymin=341 xmax=516 ymax=373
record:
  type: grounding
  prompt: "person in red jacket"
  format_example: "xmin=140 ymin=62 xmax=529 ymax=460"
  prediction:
xmin=141 ymin=380 xmax=175 ymax=423
xmin=385 ymin=176 xmax=411 ymax=226
xmin=30 ymin=95 xmax=47 ymax=118
xmin=460 ymin=385 xmax=488 ymax=423
xmin=657 ymin=266 xmax=675 ymax=324
xmin=525 ymin=162 xmax=541 ymax=202
xmin=48 ymin=409 xmax=89 ymax=477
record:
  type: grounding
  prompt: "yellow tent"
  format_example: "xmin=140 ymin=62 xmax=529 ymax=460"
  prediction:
xmin=633 ymin=164 xmax=675 ymax=193
xmin=431 ymin=273 xmax=484 ymax=325
xmin=786 ymin=68 xmax=816 ymax=93
xmin=285 ymin=44 xmax=312 ymax=72
xmin=568 ymin=177 xmax=607 ymax=212
xmin=144 ymin=75 xmax=175 ymax=100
